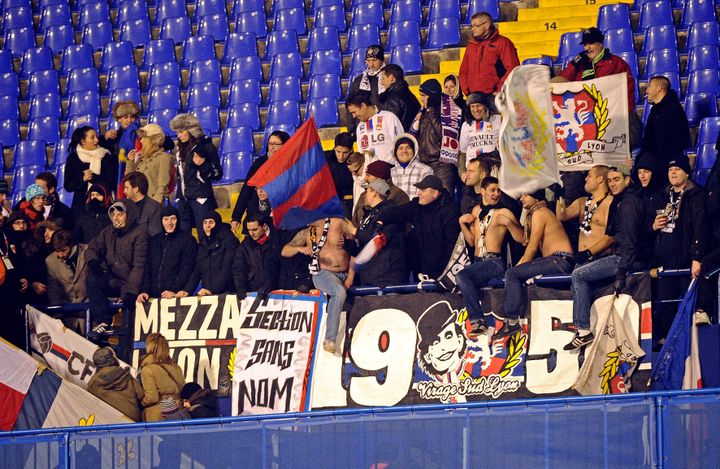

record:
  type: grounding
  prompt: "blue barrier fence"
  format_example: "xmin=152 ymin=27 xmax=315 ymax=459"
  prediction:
xmin=1 ymin=388 xmax=719 ymax=468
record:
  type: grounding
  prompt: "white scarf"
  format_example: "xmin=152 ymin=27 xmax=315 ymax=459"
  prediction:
xmin=76 ymin=146 xmax=109 ymax=175
xmin=359 ymin=67 xmax=386 ymax=95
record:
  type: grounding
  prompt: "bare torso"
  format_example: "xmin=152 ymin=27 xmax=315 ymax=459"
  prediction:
xmin=577 ymin=195 xmax=613 ymax=253
xmin=534 ymin=208 xmax=573 ymax=257
xmin=473 ymin=206 xmax=512 ymax=256
xmin=308 ymin=218 xmax=350 ymax=272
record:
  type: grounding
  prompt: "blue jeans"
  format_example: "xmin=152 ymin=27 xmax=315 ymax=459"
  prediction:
xmin=571 ymin=255 xmax=620 ymax=329
xmin=312 ymin=270 xmax=347 ymax=342
xmin=503 ymin=255 xmax=574 ymax=319
xmin=456 ymin=257 xmax=506 ymax=322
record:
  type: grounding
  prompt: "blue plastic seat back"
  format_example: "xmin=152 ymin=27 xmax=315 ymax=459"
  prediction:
xmin=148 ymin=108 xmax=179 ymax=136
xmin=306 ymin=96 xmax=339 ymax=127
xmin=141 ymin=39 xmax=177 ymax=69
xmin=349 ymin=48 xmax=367 ymax=76
xmin=100 ymin=41 xmax=135 ymax=72
xmin=28 ymin=116 xmax=61 ymax=144
xmin=605 ymin=28 xmax=636 ymax=54
xmin=0 ymin=95 xmax=19 ymax=120
xmin=188 ymin=105 xmax=220 ymax=135
xmin=644 ymin=48 xmax=680 ymax=78
xmin=148 ymin=62 xmax=182 ymax=88
xmin=187 ymin=82 xmax=222 ymax=108
xmin=119 ymin=19 xmax=152 ymax=49
xmin=0 ymin=72 xmax=20 ymax=97
xmin=78 ymin=2 xmax=110 ymax=28
xmin=235 ymin=10 xmax=268 ymax=39
xmin=465 ymin=0 xmax=500 ymax=23
xmin=558 ymin=31 xmax=584 ymax=60
xmin=219 ymin=151 xmax=253 ymax=183
xmin=697 ymin=116 xmax=720 ymax=146
xmin=347 ymin=24 xmax=381 ymax=54
xmin=265 ymin=29 xmax=301 ymax=59
xmin=309 ymin=0 xmax=343 ymax=15
xmin=193 ymin=0 xmax=227 ymax=21
xmin=3 ymin=6 xmax=33 ymax=31
xmin=107 ymin=64 xmax=140 ymax=93
xmin=20 ymin=47 xmax=54 ymax=80
xmin=221 ymin=32 xmax=258 ymax=63
xmin=81 ymin=21 xmax=113 ymax=51
xmin=154 ymin=0 xmax=187 ymax=26
xmin=314 ymin=5 xmax=347 ymax=32
xmin=60 ymin=44 xmax=94 ymax=77
xmin=12 ymin=140 xmax=47 ymax=168
xmin=273 ymin=7 xmax=307 ymax=35
xmin=597 ymin=3 xmax=632 ymax=31
xmin=426 ymin=17 xmax=461 ymax=49
xmin=684 ymin=92 xmax=719 ymax=127
xmin=220 ymin=125 xmax=255 ymax=153
xmin=181 ymin=35 xmax=217 ymax=67
xmin=389 ymin=44 xmax=423 ymax=74
xmin=229 ymin=55 xmax=263 ymax=82
xmin=12 ymin=165 xmax=46 ymax=200
xmin=270 ymin=52 xmax=304 ymax=78
xmin=227 ymin=103 xmax=261 ymax=129
xmin=0 ymin=50 xmax=13 ymax=73
xmin=268 ymin=76 xmax=302 ymax=102
xmin=0 ymin=118 xmax=20 ymax=149
xmin=66 ymin=67 xmax=99 ymax=94
xmin=29 ymin=93 xmax=61 ymax=119
xmin=686 ymin=21 xmax=720 ymax=50
xmin=428 ymin=0 xmax=461 ymax=20
xmin=189 ymin=59 xmax=223 ymax=85
xmin=197 ymin=13 xmax=230 ymax=43
xmin=231 ymin=0 xmax=264 ymax=19
xmin=39 ymin=3 xmax=72 ymax=33
xmin=160 ymin=16 xmax=193 ymax=44
xmin=638 ymin=1 xmax=674 ymax=30
xmin=308 ymin=73 xmax=342 ymax=99
xmin=270 ymin=0 xmax=305 ymax=16
xmin=228 ymin=79 xmax=262 ymax=105
xmin=686 ymin=45 xmax=720 ymax=73
xmin=109 ymin=88 xmax=142 ymax=112
xmin=390 ymin=0 xmax=422 ymax=24
xmin=51 ymin=138 xmax=70 ymax=169
xmin=308 ymin=26 xmax=341 ymax=54
xmin=267 ymin=99 xmax=301 ymax=126
xmin=351 ymin=3 xmax=384 ymax=28
xmin=309 ymin=49 xmax=343 ymax=76
xmin=641 ymin=25 xmax=678 ymax=56
xmin=67 ymin=90 xmax=101 ymax=117
xmin=4 ymin=27 xmax=36 ymax=57
xmin=28 ymin=70 xmax=60 ymax=97
xmin=688 ymin=69 xmax=720 ymax=94
xmin=681 ymin=0 xmax=718 ymax=30
xmin=65 ymin=114 xmax=99 ymax=138
xmin=116 ymin=0 xmax=149 ymax=25
xmin=43 ymin=24 xmax=75 ymax=56
xmin=387 ymin=20 xmax=421 ymax=48
xmin=147 ymin=84 xmax=182 ymax=111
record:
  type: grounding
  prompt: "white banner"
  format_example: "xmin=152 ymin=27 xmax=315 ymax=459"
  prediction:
xmin=27 ymin=306 xmax=135 ymax=389
xmin=496 ymin=65 xmax=560 ymax=199
xmin=551 ymin=73 xmax=630 ymax=171
xmin=232 ymin=292 xmax=324 ymax=415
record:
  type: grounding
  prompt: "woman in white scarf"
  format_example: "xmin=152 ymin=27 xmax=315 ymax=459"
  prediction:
xmin=63 ymin=126 xmax=117 ymax=212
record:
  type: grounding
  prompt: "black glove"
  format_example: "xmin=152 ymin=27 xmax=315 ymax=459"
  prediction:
xmin=236 ymin=289 xmax=247 ymax=300
xmin=257 ymin=287 xmax=270 ymax=301
xmin=613 ymin=274 xmax=626 ymax=295
xmin=572 ymin=250 xmax=592 ymax=266
xmin=297 ymin=284 xmax=311 ymax=294
xmin=87 ymin=259 xmax=103 ymax=275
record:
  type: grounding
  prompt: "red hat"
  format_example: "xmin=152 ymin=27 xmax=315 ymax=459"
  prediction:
xmin=365 ymin=160 xmax=394 ymax=180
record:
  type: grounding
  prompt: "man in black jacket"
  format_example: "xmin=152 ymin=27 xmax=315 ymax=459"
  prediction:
xmin=564 ymin=166 xmax=650 ymax=350
xmin=233 ymin=214 xmax=280 ymax=299
xmin=324 ymin=132 xmax=355 ymax=219
xmin=641 ymin=76 xmax=691 ymax=183
xmin=377 ymin=175 xmax=460 ymax=280
xmin=137 ymin=205 xmax=197 ymax=302
xmin=379 ymin=64 xmax=421 ymax=132
xmin=122 ymin=171 xmax=163 ymax=237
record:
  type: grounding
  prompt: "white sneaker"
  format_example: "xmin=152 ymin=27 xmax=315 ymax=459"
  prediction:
xmin=694 ymin=310 xmax=711 ymax=326
xmin=323 ymin=340 xmax=336 ymax=353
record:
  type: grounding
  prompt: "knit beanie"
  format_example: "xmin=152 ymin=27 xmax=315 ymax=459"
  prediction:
xmin=25 ymin=183 xmax=47 ymax=201
xmin=419 ymin=79 xmax=442 ymax=96
xmin=180 ymin=382 xmax=203 ymax=400
xmin=92 ymin=347 xmax=119 ymax=368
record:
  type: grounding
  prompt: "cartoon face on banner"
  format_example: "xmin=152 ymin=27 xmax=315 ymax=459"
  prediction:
xmin=552 ymin=89 xmax=598 ymax=155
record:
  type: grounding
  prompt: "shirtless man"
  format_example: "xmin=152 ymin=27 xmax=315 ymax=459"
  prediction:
xmin=306 ymin=217 xmax=355 ymax=353
xmin=456 ymin=177 xmax=521 ymax=335
xmin=492 ymin=189 xmax=574 ymax=340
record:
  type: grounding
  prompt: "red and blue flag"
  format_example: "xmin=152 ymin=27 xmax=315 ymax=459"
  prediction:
xmin=248 ymin=117 xmax=344 ymax=230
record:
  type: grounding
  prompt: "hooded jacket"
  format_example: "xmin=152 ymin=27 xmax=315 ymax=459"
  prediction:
xmin=389 ymin=134 xmax=433 ymax=199
xmin=187 ymin=389 xmax=220 ymax=419
xmin=379 ymin=79 xmax=422 ymax=131
xmin=184 ymin=211 xmax=239 ymax=294
xmin=606 ymin=185 xmax=652 ymax=280
xmin=46 ymin=243 xmax=89 ymax=304
xmin=233 ymin=226 xmax=281 ymax=294
xmin=641 ymin=89 xmax=691 ymax=169
xmin=87 ymin=365 xmax=144 ymax=422
xmin=85 ymin=199 xmax=149 ymax=296
xmin=142 ymin=207 xmax=197 ymax=297
xmin=139 ymin=354 xmax=186 ymax=422
xmin=175 ymin=136 xmax=222 ymax=203
xmin=459 ymin=28 xmax=520 ymax=95
xmin=73 ymin=184 xmax=112 ymax=243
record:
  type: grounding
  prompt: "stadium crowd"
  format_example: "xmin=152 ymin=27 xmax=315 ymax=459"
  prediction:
xmin=1 ymin=14 xmax=719 ymax=393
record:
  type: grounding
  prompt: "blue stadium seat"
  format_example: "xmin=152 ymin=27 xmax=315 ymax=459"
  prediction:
xmin=81 ymin=21 xmax=113 ymax=51
xmin=106 ymin=65 xmax=140 ymax=93
xmin=231 ymin=0 xmax=264 ymax=19
xmin=465 ymin=0 xmax=500 ymax=23
xmin=390 ymin=0 xmax=422 ymax=24
xmin=351 ymin=3 xmax=384 ymax=29
xmin=227 ymin=103 xmax=261 ymax=129
xmin=67 ymin=90 xmax=100 ymax=117
xmin=387 ymin=21 xmax=421 ymax=48
xmin=309 ymin=49 xmax=343 ymax=76
xmin=187 ymin=82 xmax=222 ymax=108
xmin=697 ymin=116 xmax=720 ymax=145
xmin=141 ymin=39 xmax=177 ymax=69
xmin=116 ymin=0 xmax=149 ymax=25
xmin=100 ymin=41 xmax=135 ymax=73
xmin=29 ymin=93 xmax=61 ymax=119
xmin=66 ymin=67 xmax=99 ymax=94
xmin=267 ymin=100 xmax=301 ymax=127
xmin=181 ymin=36 xmax=216 ymax=67
xmin=308 ymin=73 xmax=342 ymax=99
xmin=0 ymin=72 xmax=20 ymax=97
xmin=641 ymin=25 xmax=678 ymax=56
xmin=119 ymin=19 xmax=152 ymax=48
xmin=426 ymin=17 xmax=461 ymax=49
xmin=221 ymin=32 xmax=258 ymax=64
xmin=38 ymin=3 xmax=72 ymax=33
xmin=65 ymin=114 xmax=99 ymax=138
xmin=11 ymin=165 xmax=46 ymax=201
xmin=197 ymin=13 xmax=230 ymax=42
xmin=28 ymin=116 xmax=61 ymax=144
xmin=228 ymin=79 xmax=262 ymax=105
xmin=644 ymin=48 xmax=680 ymax=78
xmin=4 ymin=27 xmax=36 ymax=57
xmin=389 ymin=44 xmax=423 ymax=74
xmin=262 ymin=124 xmax=295 ymax=148
xmin=147 ymin=84 xmax=182 ymax=111
xmin=597 ymin=3 xmax=631 ymax=31
xmin=686 ymin=21 xmax=720 ymax=50
xmin=61 ymin=44 xmax=94 ymax=76
xmin=693 ymin=143 xmax=717 ymax=186
xmin=189 ymin=59 xmax=222 ymax=85
xmin=684 ymin=92 xmax=719 ymax=127
xmin=309 ymin=0 xmax=343 ymax=15
xmin=616 ymin=50 xmax=639 ymax=80
xmin=192 ymin=0 xmax=227 ymax=21
xmin=219 ymin=152 xmax=253 ymax=184
xmin=314 ymin=5 xmax=347 ymax=32
xmin=0 ymin=119 xmax=20 ymax=148
xmin=686 ymin=45 xmax=720 ymax=74
xmin=270 ymin=52 xmax=304 ymax=78
xmin=347 ymin=24 xmax=381 ymax=54
xmin=3 ymin=6 xmax=32 ymax=31
xmin=234 ymin=10 xmax=268 ymax=39
xmin=0 ymin=50 xmax=13 ymax=73
xmin=148 ymin=62 xmax=182 ymax=88
xmin=2 ymin=0 xmax=31 ymax=8
xmin=429 ymin=0 xmax=460 ymax=20
xmin=604 ymin=27 xmax=636 ymax=54
xmin=27 ymin=70 xmax=60 ymax=97
xmin=306 ymin=97 xmax=339 ymax=127
xmin=78 ymin=2 xmax=110 ymax=27
xmin=273 ymin=8 xmax=307 ymax=35
xmin=11 ymin=140 xmax=47 ymax=169
xmin=148 ymin=108 xmax=179 ymax=136
xmin=558 ymin=31 xmax=584 ymax=60
xmin=0 ymin=95 xmax=19 ymax=120
xmin=50 ymin=139 xmax=70 ymax=169
xmin=687 ymin=69 xmax=720 ymax=94
xmin=229 ymin=55 xmax=263 ymax=82
xmin=268 ymin=76 xmax=302 ymax=102
xmin=153 ymin=0 xmax=187 ymax=26
xmin=188 ymin=105 xmax=220 ymax=135
xmin=308 ymin=26 xmax=341 ymax=55
xmin=20 ymin=47 xmax=54 ymax=81
xmin=270 ymin=0 xmax=304 ymax=15
xmin=522 ymin=56 xmax=555 ymax=76
xmin=349 ymin=48 xmax=367 ymax=76
xmin=220 ymin=125 xmax=254 ymax=153
xmin=639 ymin=1 xmax=674 ymax=30
xmin=43 ymin=24 xmax=75 ymax=56
xmin=109 ymin=88 xmax=142 ymax=112
xmin=160 ymin=16 xmax=192 ymax=44
xmin=680 ymin=0 xmax=718 ymax=30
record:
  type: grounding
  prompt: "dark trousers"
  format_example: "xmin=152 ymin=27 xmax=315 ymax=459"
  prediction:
xmin=86 ymin=272 xmax=135 ymax=361
xmin=176 ymin=198 xmax=215 ymax=234
xmin=698 ymin=248 xmax=720 ymax=322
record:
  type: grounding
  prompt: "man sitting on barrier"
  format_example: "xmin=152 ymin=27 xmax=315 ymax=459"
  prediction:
xmin=564 ymin=165 xmax=650 ymax=350
xmin=457 ymin=177 xmax=521 ymax=336
xmin=492 ymin=189 xmax=575 ymax=340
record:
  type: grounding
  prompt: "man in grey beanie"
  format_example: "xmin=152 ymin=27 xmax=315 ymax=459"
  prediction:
xmin=87 ymin=347 xmax=144 ymax=421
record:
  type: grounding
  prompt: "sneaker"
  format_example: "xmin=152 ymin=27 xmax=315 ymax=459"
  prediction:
xmin=90 ymin=322 xmax=114 ymax=337
xmin=563 ymin=332 xmax=595 ymax=351
xmin=694 ymin=310 xmax=711 ymax=326
xmin=323 ymin=340 xmax=336 ymax=353
xmin=468 ymin=320 xmax=488 ymax=337
xmin=491 ymin=322 xmax=521 ymax=341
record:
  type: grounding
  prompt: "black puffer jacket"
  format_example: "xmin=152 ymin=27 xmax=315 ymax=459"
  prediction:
xmin=175 ymin=136 xmax=222 ymax=202
xmin=379 ymin=79 xmax=421 ymax=131
xmin=353 ymin=200 xmax=407 ymax=287
xmin=183 ymin=212 xmax=238 ymax=294
xmin=142 ymin=211 xmax=197 ymax=297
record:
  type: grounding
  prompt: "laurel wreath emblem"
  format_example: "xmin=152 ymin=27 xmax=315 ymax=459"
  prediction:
xmin=583 ymin=83 xmax=611 ymax=140
xmin=228 ymin=346 xmax=236 ymax=379
xmin=599 ymin=348 xmax=621 ymax=395
xmin=78 ymin=414 xmax=95 ymax=426
xmin=498 ymin=331 xmax=527 ymax=377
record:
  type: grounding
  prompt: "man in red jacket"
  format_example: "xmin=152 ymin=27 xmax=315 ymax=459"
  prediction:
xmin=459 ymin=12 xmax=520 ymax=96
